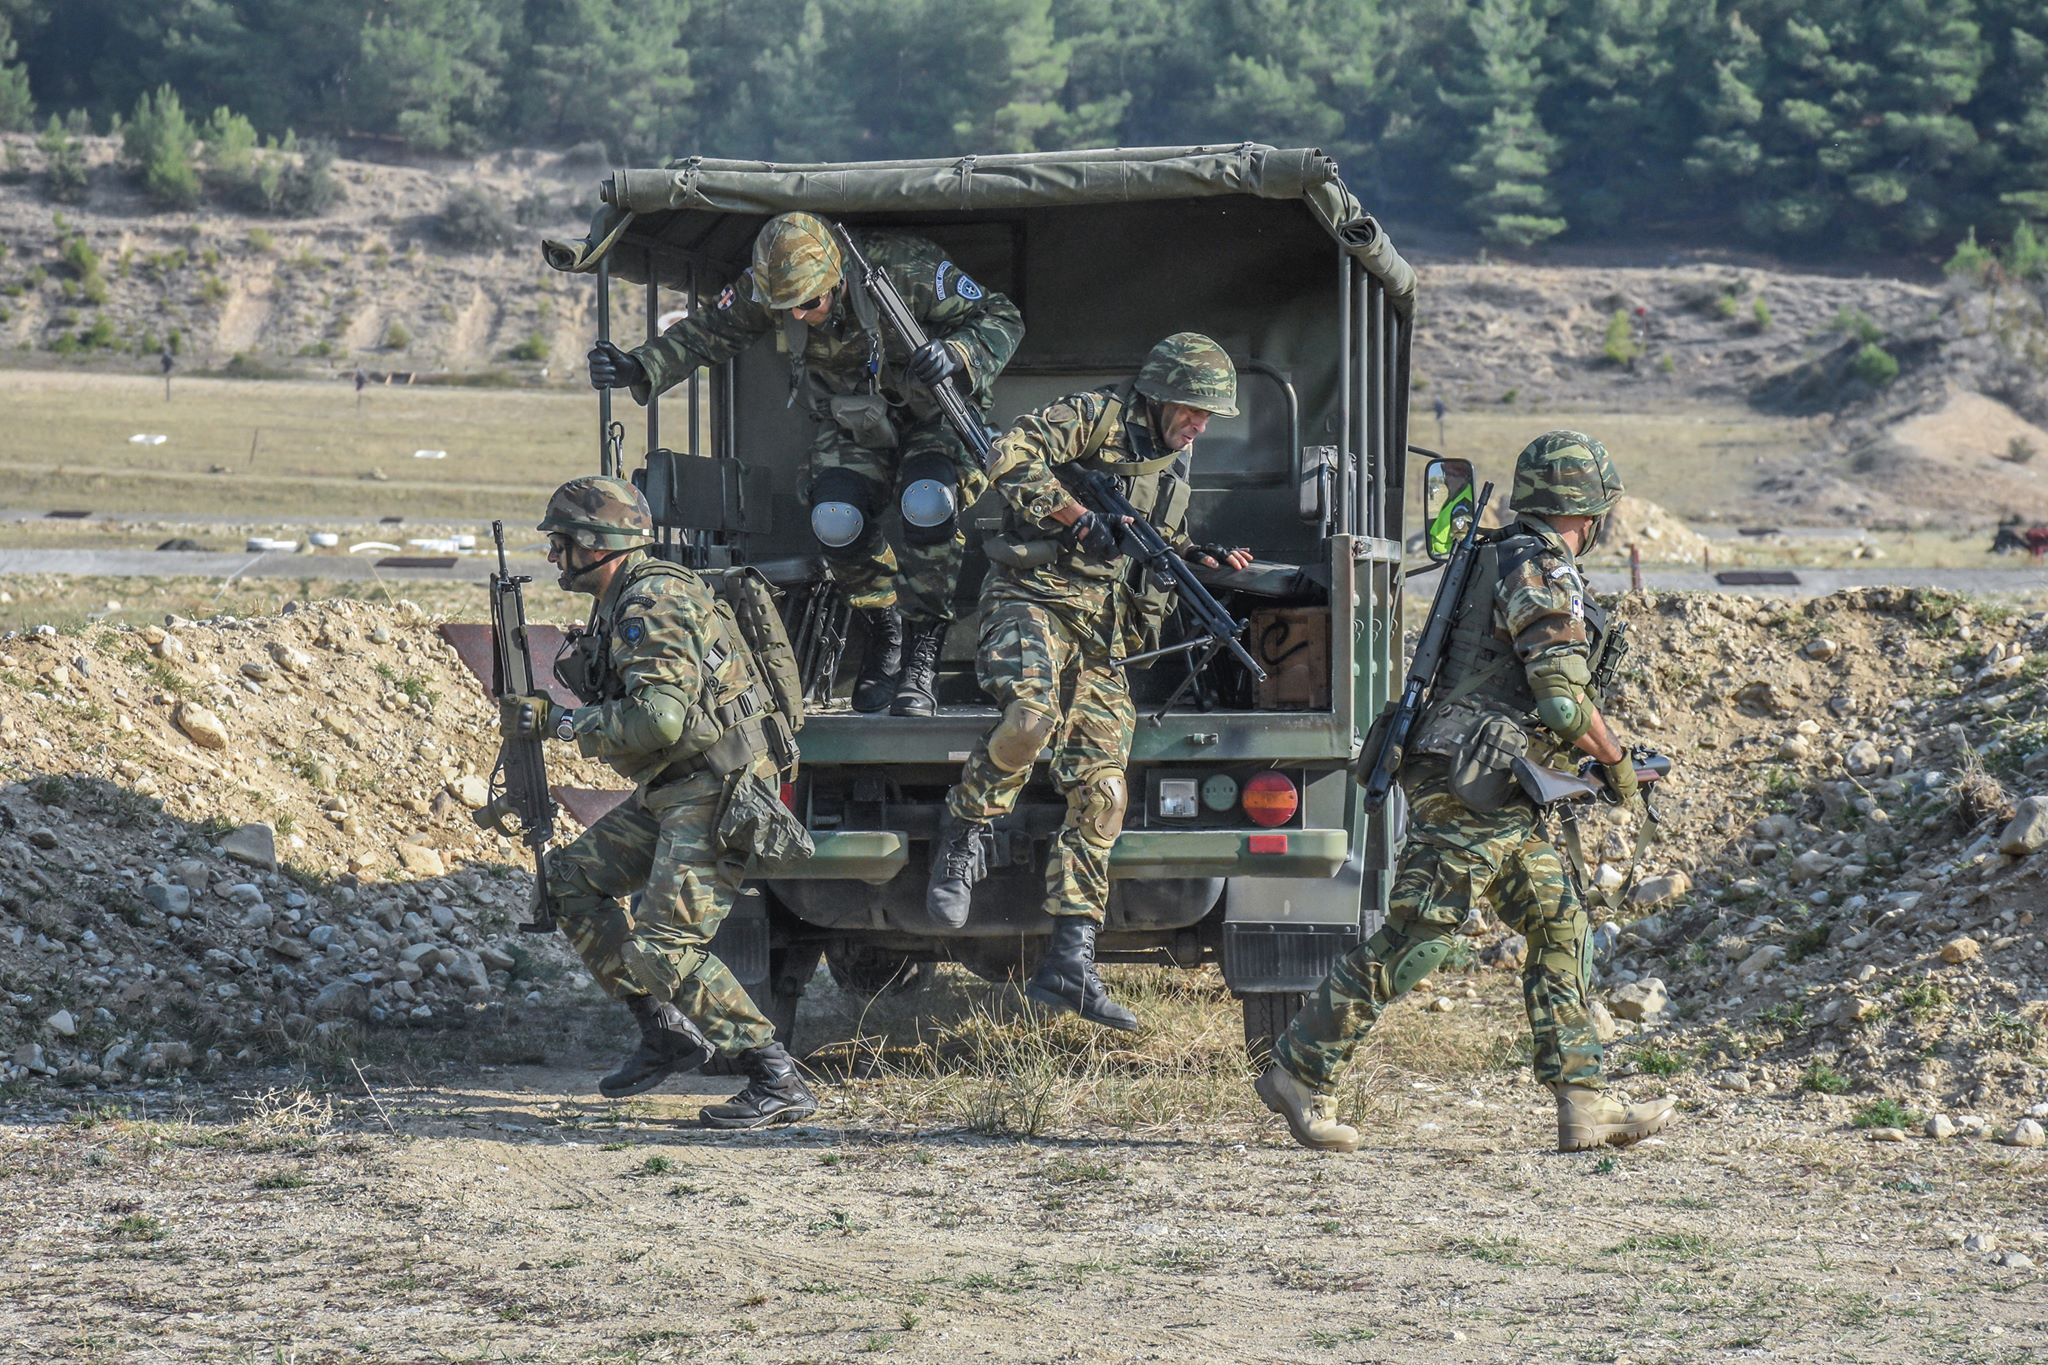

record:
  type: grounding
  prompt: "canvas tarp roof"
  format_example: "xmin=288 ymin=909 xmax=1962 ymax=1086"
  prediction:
xmin=540 ymin=143 xmax=1414 ymax=316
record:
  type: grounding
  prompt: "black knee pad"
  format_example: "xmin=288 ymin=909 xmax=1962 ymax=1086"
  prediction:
xmin=897 ymin=450 xmax=960 ymax=547
xmin=808 ymin=467 xmax=883 ymax=563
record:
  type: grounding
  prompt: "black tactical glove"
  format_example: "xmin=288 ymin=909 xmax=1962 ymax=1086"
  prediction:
xmin=1595 ymin=751 xmax=1640 ymax=810
xmin=1063 ymin=510 xmax=1127 ymax=564
xmin=500 ymin=694 xmax=574 ymax=742
xmin=908 ymin=339 xmax=961 ymax=387
xmin=1188 ymin=542 xmax=1245 ymax=568
xmin=587 ymin=341 xmax=646 ymax=392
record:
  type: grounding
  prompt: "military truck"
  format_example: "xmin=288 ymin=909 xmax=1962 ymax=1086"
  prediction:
xmin=541 ymin=144 xmax=1415 ymax=1056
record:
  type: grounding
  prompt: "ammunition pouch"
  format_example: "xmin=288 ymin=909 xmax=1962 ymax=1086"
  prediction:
xmin=1414 ymin=703 xmax=1531 ymax=814
xmin=713 ymin=767 xmax=815 ymax=888
xmin=827 ymin=392 xmax=899 ymax=450
xmin=552 ymin=628 xmax=605 ymax=704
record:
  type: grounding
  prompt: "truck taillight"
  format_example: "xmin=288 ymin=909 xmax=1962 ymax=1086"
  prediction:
xmin=780 ymin=782 xmax=796 ymax=810
xmin=1241 ymin=771 xmax=1298 ymax=828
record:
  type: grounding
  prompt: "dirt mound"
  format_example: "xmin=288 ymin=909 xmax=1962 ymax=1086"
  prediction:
xmin=0 ymin=601 xmax=617 ymax=1086
xmin=1587 ymin=495 xmax=1710 ymax=566
xmin=1576 ymin=587 xmax=2048 ymax=1119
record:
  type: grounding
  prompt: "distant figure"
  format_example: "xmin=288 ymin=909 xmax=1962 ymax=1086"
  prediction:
xmin=160 ymin=346 xmax=175 ymax=402
xmin=1432 ymin=395 xmax=1447 ymax=448
xmin=354 ymin=366 xmax=368 ymax=408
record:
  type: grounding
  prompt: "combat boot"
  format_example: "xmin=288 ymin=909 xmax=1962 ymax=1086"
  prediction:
xmin=1255 ymin=1065 xmax=1362 ymax=1153
xmin=925 ymin=809 xmax=990 ymax=929
xmin=1553 ymin=1083 xmax=1676 ymax=1152
xmin=698 ymin=1041 xmax=818 ymax=1130
xmin=599 ymin=995 xmax=716 ymax=1100
xmin=889 ymin=620 xmax=948 ymax=718
xmin=850 ymin=607 xmax=903 ymax=714
xmin=1024 ymin=916 xmax=1138 ymax=1032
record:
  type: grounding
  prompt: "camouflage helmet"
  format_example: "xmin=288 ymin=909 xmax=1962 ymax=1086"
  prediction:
xmin=1511 ymin=430 xmax=1625 ymax=519
xmin=1134 ymin=332 xmax=1239 ymax=417
xmin=749 ymin=212 xmax=844 ymax=310
xmin=538 ymin=475 xmax=654 ymax=551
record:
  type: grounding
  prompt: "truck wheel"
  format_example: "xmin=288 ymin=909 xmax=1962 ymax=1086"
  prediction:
xmin=824 ymin=944 xmax=926 ymax=999
xmin=1240 ymin=991 xmax=1305 ymax=1067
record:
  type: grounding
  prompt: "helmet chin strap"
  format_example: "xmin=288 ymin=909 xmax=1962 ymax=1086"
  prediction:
xmin=558 ymin=543 xmax=637 ymax=591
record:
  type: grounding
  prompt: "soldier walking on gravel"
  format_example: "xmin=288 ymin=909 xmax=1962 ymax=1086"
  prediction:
xmin=1256 ymin=431 xmax=1676 ymax=1154
xmin=924 ymin=334 xmax=1252 ymax=1031
xmin=587 ymin=212 xmax=1024 ymax=719
xmin=499 ymin=476 xmax=817 ymax=1128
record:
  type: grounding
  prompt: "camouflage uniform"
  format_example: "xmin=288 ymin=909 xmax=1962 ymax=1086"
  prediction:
xmin=546 ymin=548 xmax=782 ymax=1056
xmin=1275 ymin=433 xmax=1626 ymax=1096
xmin=625 ymin=228 xmax=1023 ymax=624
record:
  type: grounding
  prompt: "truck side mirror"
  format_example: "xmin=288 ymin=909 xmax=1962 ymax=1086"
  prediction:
xmin=1423 ymin=458 xmax=1476 ymax=561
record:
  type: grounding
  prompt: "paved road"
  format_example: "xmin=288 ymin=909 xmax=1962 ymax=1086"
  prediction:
xmin=0 ymin=547 xmax=552 ymax=583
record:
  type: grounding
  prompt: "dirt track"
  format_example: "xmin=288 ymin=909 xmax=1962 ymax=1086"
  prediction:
xmin=3 ymin=982 xmax=2043 ymax=1365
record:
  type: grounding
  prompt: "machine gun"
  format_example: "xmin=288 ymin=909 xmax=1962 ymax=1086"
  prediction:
xmin=1360 ymin=481 xmax=1494 ymax=813
xmin=834 ymin=224 xmax=995 ymax=471
xmin=1061 ymin=464 xmax=1268 ymax=705
xmin=471 ymin=521 xmax=559 ymax=934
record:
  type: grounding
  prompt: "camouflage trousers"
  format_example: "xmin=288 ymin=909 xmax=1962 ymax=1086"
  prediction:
xmin=808 ymin=413 xmax=986 ymax=624
xmin=946 ymin=600 xmax=1134 ymax=922
xmin=545 ymin=772 xmax=775 ymax=1056
xmin=1274 ymin=760 xmax=1603 ymax=1092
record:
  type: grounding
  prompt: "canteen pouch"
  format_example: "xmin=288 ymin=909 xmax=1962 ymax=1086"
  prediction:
xmin=827 ymin=393 xmax=899 ymax=450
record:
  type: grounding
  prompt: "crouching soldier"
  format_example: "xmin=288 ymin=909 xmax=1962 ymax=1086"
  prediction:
xmin=1255 ymin=432 xmax=1676 ymax=1154
xmin=501 ymin=476 xmax=816 ymax=1128
xmin=588 ymin=211 xmax=1024 ymax=718
xmin=925 ymin=334 xmax=1251 ymax=1031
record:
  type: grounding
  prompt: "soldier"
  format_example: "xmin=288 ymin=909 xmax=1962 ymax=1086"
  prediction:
xmin=500 ymin=476 xmax=816 ymax=1129
xmin=1255 ymin=431 xmax=1676 ymax=1154
xmin=924 ymin=334 xmax=1251 ymax=1031
xmin=587 ymin=212 xmax=1024 ymax=718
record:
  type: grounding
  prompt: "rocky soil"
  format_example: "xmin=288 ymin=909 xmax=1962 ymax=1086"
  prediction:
xmin=0 ymin=599 xmax=610 ymax=1089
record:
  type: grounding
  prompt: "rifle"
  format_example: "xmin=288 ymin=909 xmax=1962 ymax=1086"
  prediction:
xmin=1062 ymin=463 xmax=1268 ymax=698
xmin=1360 ymin=481 xmax=1494 ymax=813
xmin=834 ymin=224 xmax=995 ymax=471
xmin=1513 ymin=749 xmax=1671 ymax=816
xmin=471 ymin=521 xmax=560 ymax=934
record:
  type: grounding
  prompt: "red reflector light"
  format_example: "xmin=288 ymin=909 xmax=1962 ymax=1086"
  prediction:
xmin=1241 ymin=771 xmax=1299 ymax=828
xmin=1247 ymin=834 xmax=1289 ymax=854
xmin=780 ymin=783 xmax=796 ymax=810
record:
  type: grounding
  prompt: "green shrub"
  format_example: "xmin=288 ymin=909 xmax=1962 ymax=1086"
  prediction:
xmin=2007 ymin=220 xmax=2048 ymax=282
xmin=1851 ymin=342 xmax=1899 ymax=387
xmin=165 ymin=328 xmax=182 ymax=355
xmin=0 ymin=57 xmax=31 ymax=134
xmin=1945 ymin=226 xmax=1997 ymax=281
xmin=438 ymin=184 xmax=519 ymax=250
xmin=506 ymin=331 xmax=549 ymax=362
xmin=2005 ymin=437 xmax=2038 ymax=465
xmin=200 ymin=106 xmax=258 ymax=185
xmin=1714 ymin=292 xmax=1739 ymax=319
xmin=1657 ymin=352 xmax=1676 ymax=374
xmin=38 ymin=113 xmax=89 ymax=203
xmin=81 ymin=316 xmax=115 ymax=348
xmin=1829 ymin=307 xmax=1884 ymax=345
xmin=383 ymin=319 xmax=412 ymax=350
xmin=246 ymin=228 xmax=274 ymax=253
xmin=1750 ymin=295 xmax=1773 ymax=331
xmin=273 ymin=141 xmax=339 ymax=217
xmin=1852 ymin=1097 xmax=1920 ymax=1129
xmin=121 ymin=85 xmax=200 ymax=209
xmin=197 ymin=275 xmax=229 ymax=304
xmin=1602 ymin=309 xmax=1640 ymax=366
xmin=1802 ymin=1061 xmax=1851 ymax=1094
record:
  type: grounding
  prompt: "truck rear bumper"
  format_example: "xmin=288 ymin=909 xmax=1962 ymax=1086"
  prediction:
xmin=763 ymin=828 xmax=1348 ymax=883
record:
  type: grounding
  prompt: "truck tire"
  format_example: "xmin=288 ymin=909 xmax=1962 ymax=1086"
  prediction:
xmin=1240 ymin=991 xmax=1305 ymax=1066
xmin=824 ymin=944 xmax=926 ymax=999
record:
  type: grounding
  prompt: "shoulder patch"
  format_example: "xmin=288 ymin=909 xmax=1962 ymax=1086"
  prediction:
xmin=716 ymin=281 xmax=736 ymax=310
xmin=954 ymin=271 xmax=984 ymax=302
xmin=935 ymin=260 xmax=953 ymax=298
xmin=619 ymin=617 xmax=647 ymax=646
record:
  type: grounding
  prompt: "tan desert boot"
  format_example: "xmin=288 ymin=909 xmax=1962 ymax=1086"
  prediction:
xmin=1554 ymin=1083 xmax=1676 ymax=1152
xmin=1256 ymin=1065 xmax=1362 ymax=1153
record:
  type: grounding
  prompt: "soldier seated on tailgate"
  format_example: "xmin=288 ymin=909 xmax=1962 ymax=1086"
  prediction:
xmin=923 ymin=334 xmax=1253 ymax=1032
xmin=588 ymin=212 xmax=1024 ymax=720
xmin=500 ymin=475 xmax=816 ymax=1128
xmin=1253 ymin=431 xmax=1677 ymax=1155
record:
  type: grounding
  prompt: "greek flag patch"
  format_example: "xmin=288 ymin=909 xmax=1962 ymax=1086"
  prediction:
xmin=955 ymin=272 xmax=984 ymax=301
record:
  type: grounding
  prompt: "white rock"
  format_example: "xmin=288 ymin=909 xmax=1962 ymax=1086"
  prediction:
xmin=1736 ymin=944 xmax=1786 ymax=979
xmin=220 ymin=823 xmax=277 ymax=870
xmin=45 ymin=1009 xmax=76 ymax=1037
xmin=1925 ymin=1115 xmax=1956 ymax=1140
xmin=1844 ymin=740 xmax=1884 ymax=776
xmin=395 ymin=842 xmax=446 ymax=878
xmin=1609 ymin=977 xmax=1669 ymax=1022
xmin=1865 ymin=1127 xmax=1908 ymax=1143
xmin=172 ymin=702 xmax=229 ymax=750
xmin=1713 ymin=1070 xmax=1752 ymax=1093
xmin=1998 ymin=797 xmax=2048 ymax=856
xmin=1939 ymin=936 xmax=1981 ymax=965
xmin=1965 ymin=1232 xmax=1999 ymax=1253
xmin=1803 ymin=637 xmax=1840 ymax=661
xmin=2002 ymin=1118 xmax=2046 ymax=1148
xmin=1631 ymin=872 xmax=1690 ymax=907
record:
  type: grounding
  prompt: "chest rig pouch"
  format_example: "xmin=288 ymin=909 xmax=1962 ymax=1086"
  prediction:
xmin=1410 ymin=534 xmax=1545 ymax=813
xmin=553 ymin=626 xmax=607 ymax=705
xmin=787 ymin=262 xmax=900 ymax=449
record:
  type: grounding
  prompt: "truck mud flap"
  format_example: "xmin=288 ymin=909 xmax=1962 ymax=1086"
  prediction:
xmin=706 ymin=898 xmax=771 ymax=986
xmin=1222 ymin=921 xmax=1359 ymax=994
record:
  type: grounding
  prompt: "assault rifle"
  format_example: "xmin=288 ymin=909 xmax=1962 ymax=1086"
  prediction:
xmin=472 ymin=521 xmax=559 ymax=934
xmin=1360 ymin=481 xmax=1494 ymax=813
xmin=834 ymin=224 xmax=995 ymax=472
xmin=1514 ymin=748 xmax=1671 ymax=818
xmin=1061 ymin=464 xmax=1268 ymax=698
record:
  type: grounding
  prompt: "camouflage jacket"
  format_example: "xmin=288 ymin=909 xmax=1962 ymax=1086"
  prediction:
xmin=627 ymin=230 xmax=1023 ymax=419
xmin=565 ymin=552 xmax=760 ymax=789
xmin=1415 ymin=515 xmax=1606 ymax=767
xmin=982 ymin=383 xmax=1199 ymax=655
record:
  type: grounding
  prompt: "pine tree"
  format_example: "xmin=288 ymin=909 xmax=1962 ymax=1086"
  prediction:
xmin=1443 ymin=0 xmax=1567 ymax=247
xmin=516 ymin=0 xmax=697 ymax=161
xmin=122 ymin=84 xmax=200 ymax=209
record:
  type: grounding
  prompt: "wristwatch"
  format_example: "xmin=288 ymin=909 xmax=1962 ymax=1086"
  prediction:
xmin=553 ymin=708 xmax=578 ymax=743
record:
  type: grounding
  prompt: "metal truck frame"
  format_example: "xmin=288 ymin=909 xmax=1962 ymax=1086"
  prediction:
xmin=541 ymin=144 xmax=1415 ymax=1055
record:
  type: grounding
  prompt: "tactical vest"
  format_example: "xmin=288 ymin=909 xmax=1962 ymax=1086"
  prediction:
xmin=555 ymin=557 xmax=800 ymax=785
xmin=1411 ymin=530 xmax=1613 ymax=783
